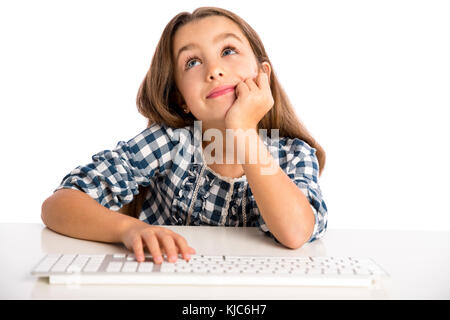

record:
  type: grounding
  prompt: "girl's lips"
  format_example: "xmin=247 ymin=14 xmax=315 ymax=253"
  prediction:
xmin=207 ymin=87 xmax=235 ymax=99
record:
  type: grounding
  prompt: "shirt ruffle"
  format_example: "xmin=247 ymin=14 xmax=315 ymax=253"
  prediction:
xmin=193 ymin=169 xmax=217 ymax=225
xmin=171 ymin=163 xmax=201 ymax=225
xmin=228 ymin=182 xmax=248 ymax=226
xmin=171 ymin=161 xmax=249 ymax=226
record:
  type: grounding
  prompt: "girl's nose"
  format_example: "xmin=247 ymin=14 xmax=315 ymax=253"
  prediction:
xmin=207 ymin=65 xmax=224 ymax=80
xmin=209 ymin=72 xmax=223 ymax=80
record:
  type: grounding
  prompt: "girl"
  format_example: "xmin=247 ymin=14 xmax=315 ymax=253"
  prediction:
xmin=41 ymin=7 xmax=328 ymax=265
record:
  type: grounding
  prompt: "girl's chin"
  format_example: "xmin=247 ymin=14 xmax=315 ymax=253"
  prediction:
xmin=211 ymin=96 xmax=235 ymax=109
xmin=200 ymin=106 xmax=233 ymax=124
xmin=199 ymin=97 xmax=235 ymax=120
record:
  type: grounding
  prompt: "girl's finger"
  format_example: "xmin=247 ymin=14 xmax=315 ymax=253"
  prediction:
xmin=173 ymin=235 xmax=193 ymax=260
xmin=258 ymin=70 xmax=270 ymax=90
xmin=142 ymin=232 xmax=163 ymax=264
xmin=131 ymin=236 xmax=145 ymax=263
xmin=245 ymin=77 xmax=258 ymax=91
xmin=159 ymin=233 xmax=178 ymax=263
xmin=236 ymin=81 xmax=250 ymax=96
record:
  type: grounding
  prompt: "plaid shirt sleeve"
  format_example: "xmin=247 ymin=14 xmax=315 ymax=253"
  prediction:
xmin=257 ymin=138 xmax=328 ymax=243
xmin=54 ymin=123 xmax=175 ymax=210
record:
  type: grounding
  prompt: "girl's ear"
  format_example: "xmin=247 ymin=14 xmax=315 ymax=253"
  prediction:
xmin=173 ymin=88 xmax=190 ymax=114
xmin=175 ymin=88 xmax=186 ymax=107
xmin=260 ymin=62 xmax=272 ymax=84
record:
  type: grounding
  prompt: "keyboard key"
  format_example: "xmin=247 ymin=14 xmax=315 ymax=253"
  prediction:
xmin=67 ymin=265 xmax=82 ymax=273
xmin=84 ymin=258 xmax=103 ymax=273
xmin=51 ymin=254 xmax=76 ymax=272
xmin=138 ymin=262 xmax=154 ymax=273
xmin=34 ymin=254 xmax=61 ymax=273
xmin=307 ymin=268 xmax=324 ymax=275
xmin=290 ymin=269 xmax=308 ymax=275
xmin=224 ymin=256 xmax=241 ymax=262
xmin=325 ymin=268 xmax=340 ymax=275
xmin=242 ymin=267 xmax=260 ymax=273
xmin=160 ymin=263 xmax=176 ymax=273
xmin=205 ymin=255 xmax=224 ymax=261
xmin=287 ymin=257 xmax=312 ymax=262
xmin=209 ymin=266 xmax=226 ymax=273
xmin=258 ymin=268 xmax=275 ymax=274
xmin=339 ymin=268 xmax=355 ymax=275
xmin=122 ymin=262 xmax=138 ymax=272
xmin=71 ymin=255 xmax=89 ymax=271
xmin=106 ymin=262 xmax=123 ymax=273
xmin=175 ymin=267 xmax=193 ymax=273
xmin=175 ymin=259 xmax=190 ymax=264
xmin=224 ymin=268 xmax=241 ymax=274
xmin=350 ymin=257 xmax=373 ymax=265
xmin=274 ymin=269 xmax=290 ymax=274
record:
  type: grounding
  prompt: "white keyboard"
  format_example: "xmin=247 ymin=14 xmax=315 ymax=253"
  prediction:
xmin=31 ymin=253 xmax=389 ymax=287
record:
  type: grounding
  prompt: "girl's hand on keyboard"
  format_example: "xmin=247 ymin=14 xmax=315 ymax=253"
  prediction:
xmin=120 ymin=223 xmax=196 ymax=264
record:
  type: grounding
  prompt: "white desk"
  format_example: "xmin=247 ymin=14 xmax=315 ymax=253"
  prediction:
xmin=1 ymin=223 xmax=449 ymax=299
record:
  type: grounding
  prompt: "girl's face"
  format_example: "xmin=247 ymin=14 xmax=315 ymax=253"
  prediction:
xmin=172 ymin=16 xmax=270 ymax=129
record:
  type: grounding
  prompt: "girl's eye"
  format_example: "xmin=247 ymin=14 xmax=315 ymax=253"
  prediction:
xmin=184 ymin=46 xmax=238 ymax=70
xmin=222 ymin=47 xmax=237 ymax=57
xmin=185 ymin=57 xmax=199 ymax=70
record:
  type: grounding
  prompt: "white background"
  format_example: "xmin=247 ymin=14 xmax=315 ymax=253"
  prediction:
xmin=1 ymin=0 xmax=449 ymax=230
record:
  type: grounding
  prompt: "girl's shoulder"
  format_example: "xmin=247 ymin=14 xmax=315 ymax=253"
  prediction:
xmin=268 ymin=135 xmax=316 ymax=158
xmin=134 ymin=125 xmax=315 ymax=155
xmin=269 ymin=136 xmax=319 ymax=180
xmin=127 ymin=122 xmax=194 ymax=150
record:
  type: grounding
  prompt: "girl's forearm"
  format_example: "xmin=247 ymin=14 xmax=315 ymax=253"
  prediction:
xmin=237 ymin=129 xmax=315 ymax=249
xmin=41 ymin=188 xmax=140 ymax=243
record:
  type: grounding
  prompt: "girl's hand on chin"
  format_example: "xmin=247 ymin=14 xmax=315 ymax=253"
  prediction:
xmin=224 ymin=70 xmax=274 ymax=131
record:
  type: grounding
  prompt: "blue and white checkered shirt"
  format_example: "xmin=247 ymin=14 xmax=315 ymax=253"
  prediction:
xmin=55 ymin=123 xmax=328 ymax=243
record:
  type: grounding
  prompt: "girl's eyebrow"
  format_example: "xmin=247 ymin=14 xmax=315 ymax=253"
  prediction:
xmin=176 ymin=32 xmax=243 ymax=63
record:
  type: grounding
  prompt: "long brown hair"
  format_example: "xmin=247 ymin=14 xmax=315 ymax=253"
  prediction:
xmin=121 ymin=7 xmax=326 ymax=218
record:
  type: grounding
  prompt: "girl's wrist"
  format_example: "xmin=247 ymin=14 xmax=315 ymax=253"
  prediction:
xmin=115 ymin=212 xmax=145 ymax=242
xmin=224 ymin=119 xmax=257 ymax=132
xmin=232 ymin=128 xmax=261 ymax=165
